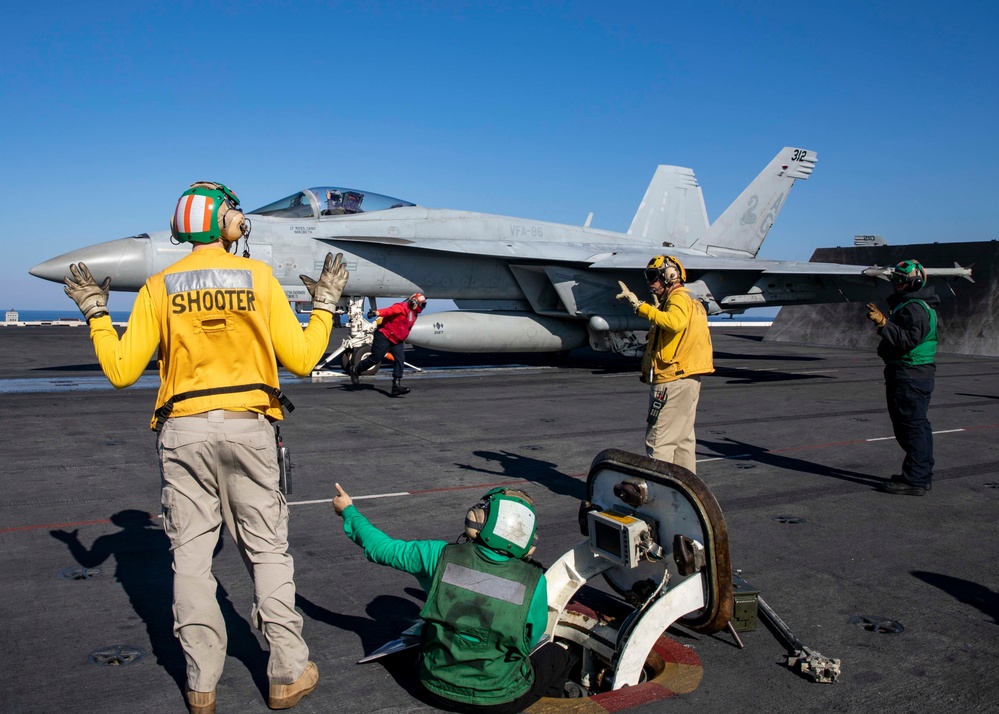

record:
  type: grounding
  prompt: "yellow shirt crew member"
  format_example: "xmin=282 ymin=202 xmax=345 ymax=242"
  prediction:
xmin=62 ymin=181 xmax=349 ymax=714
xmin=617 ymin=255 xmax=714 ymax=473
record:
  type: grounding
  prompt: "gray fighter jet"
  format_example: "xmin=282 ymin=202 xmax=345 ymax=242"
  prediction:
xmin=29 ymin=147 xmax=971 ymax=358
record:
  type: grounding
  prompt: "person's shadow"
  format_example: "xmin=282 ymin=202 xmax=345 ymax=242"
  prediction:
xmin=51 ymin=511 xmax=270 ymax=697
xmin=454 ymin=449 xmax=585 ymax=499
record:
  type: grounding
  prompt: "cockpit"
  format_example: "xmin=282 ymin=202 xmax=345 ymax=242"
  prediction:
xmin=248 ymin=187 xmax=416 ymax=219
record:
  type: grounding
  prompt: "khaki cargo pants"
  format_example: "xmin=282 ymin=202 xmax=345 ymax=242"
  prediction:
xmin=158 ymin=410 xmax=308 ymax=692
xmin=645 ymin=376 xmax=701 ymax=474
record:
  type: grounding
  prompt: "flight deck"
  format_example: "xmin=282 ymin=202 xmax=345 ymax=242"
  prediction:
xmin=1 ymin=325 xmax=997 ymax=713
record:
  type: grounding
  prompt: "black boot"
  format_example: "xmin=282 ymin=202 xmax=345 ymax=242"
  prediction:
xmin=349 ymin=365 xmax=360 ymax=386
xmin=391 ymin=378 xmax=410 ymax=397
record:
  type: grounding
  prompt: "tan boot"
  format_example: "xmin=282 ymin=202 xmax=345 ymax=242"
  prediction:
xmin=184 ymin=688 xmax=216 ymax=714
xmin=268 ymin=661 xmax=319 ymax=709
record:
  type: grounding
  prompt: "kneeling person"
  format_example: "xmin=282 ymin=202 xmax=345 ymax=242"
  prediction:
xmin=332 ymin=484 xmax=573 ymax=713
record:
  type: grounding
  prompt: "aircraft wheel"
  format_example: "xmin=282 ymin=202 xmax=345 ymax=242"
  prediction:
xmin=352 ymin=346 xmax=380 ymax=376
xmin=340 ymin=350 xmax=352 ymax=373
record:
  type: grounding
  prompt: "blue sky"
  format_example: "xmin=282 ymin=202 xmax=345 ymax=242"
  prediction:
xmin=2 ymin=1 xmax=997 ymax=311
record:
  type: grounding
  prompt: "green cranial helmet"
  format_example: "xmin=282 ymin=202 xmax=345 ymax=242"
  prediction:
xmin=170 ymin=181 xmax=249 ymax=245
xmin=464 ymin=488 xmax=538 ymax=559
xmin=890 ymin=259 xmax=926 ymax=291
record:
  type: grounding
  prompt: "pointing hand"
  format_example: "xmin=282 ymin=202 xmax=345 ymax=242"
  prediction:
xmin=616 ymin=281 xmax=642 ymax=311
xmin=332 ymin=482 xmax=353 ymax=516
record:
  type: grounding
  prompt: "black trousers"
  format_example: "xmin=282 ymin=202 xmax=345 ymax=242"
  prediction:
xmin=421 ymin=642 xmax=574 ymax=714
xmin=356 ymin=331 xmax=406 ymax=380
xmin=886 ymin=376 xmax=934 ymax=486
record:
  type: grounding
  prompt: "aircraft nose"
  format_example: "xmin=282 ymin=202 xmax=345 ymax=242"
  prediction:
xmin=29 ymin=235 xmax=154 ymax=291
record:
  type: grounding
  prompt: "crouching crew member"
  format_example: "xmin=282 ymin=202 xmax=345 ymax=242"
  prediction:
xmin=62 ymin=181 xmax=350 ymax=714
xmin=617 ymin=255 xmax=714 ymax=473
xmin=350 ymin=292 xmax=426 ymax=396
xmin=332 ymin=484 xmax=574 ymax=713
xmin=866 ymin=259 xmax=939 ymax=496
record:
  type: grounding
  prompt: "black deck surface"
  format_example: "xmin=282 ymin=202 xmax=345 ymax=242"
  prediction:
xmin=2 ymin=325 xmax=998 ymax=713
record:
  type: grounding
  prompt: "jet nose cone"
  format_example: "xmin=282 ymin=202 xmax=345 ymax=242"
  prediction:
xmin=30 ymin=235 xmax=154 ymax=291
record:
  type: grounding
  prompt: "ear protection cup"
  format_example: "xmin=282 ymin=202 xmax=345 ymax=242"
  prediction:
xmin=219 ymin=201 xmax=248 ymax=244
xmin=464 ymin=503 xmax=488 ymax=541
xmin=663 ymin=255 xmax=686 ymax=284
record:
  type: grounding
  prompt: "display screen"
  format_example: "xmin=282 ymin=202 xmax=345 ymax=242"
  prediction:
xmin=593 ymin=520 xmax=622 ymax=558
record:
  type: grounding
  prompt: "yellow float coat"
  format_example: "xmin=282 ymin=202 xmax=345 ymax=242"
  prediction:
xmin=87 ymin=245 xmax=332 ymax=428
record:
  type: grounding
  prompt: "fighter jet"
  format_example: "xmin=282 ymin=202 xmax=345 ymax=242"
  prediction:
xmin=30 ymin=147 xmax=972 ymax=360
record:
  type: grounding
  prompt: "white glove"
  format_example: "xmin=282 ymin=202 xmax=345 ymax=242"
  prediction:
xmin=616 ymin=281 xmax=643 ymax=311
xmin=300 ymin=252 xmax=349 ymax=313
xmin=64 ymin=263 xmax=111 ymax=321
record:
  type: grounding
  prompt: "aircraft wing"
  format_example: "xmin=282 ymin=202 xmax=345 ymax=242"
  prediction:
xmin=318 ymin=233 xmax=637 ymax=264
xmin=588 ymin=251 xmax=973 ymax=281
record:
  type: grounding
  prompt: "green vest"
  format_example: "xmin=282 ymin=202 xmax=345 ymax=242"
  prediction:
xmin=419 ymin=542 xmax=541 ymax=705
xmin=890 ymin=298 xmax=938 ymax=366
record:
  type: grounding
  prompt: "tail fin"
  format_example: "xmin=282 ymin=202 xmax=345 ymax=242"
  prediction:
xmin=627 ymin=165 xmax=709 ymax=249
xmin=688 ymin=147 xmax=817 ymax=258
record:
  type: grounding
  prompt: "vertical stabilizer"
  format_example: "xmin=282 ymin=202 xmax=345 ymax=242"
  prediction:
xmin=689 ymin=147 xmax=817 ymax=258
xmin=627 ymin=165 xmax=709 ymax=249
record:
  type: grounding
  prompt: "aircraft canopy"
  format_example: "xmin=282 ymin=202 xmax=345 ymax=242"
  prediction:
xmin=249 ymin=187 xmax=415 ymax=219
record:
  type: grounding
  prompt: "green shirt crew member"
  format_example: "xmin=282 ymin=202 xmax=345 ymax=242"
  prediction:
xmin=332 ymin=483 xmax=574 ymax=713
xmin=866 ymin=259 xmax=940 ymax=496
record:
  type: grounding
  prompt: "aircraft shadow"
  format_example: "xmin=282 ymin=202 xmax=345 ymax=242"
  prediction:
xmin=454 ymin=449 xmax=586 ymax=500
xmin=713 ymin=350 xmax=821 ymax=363
xmin=50 ymin=512 xmax=269 ymax=697
xmin=714 ymin=331 xmax=766 ymax=343
xmin=911 ymin=571 xmax=999 ymax=625
xmin=698 ymin=437 xmax=883 ymax=489
xmin=711 ymin=366 xmax=835 ymax=385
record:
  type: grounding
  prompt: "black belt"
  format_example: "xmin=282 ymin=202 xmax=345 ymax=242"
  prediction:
xmin=154 ymin=383 xmax=293 ymax=431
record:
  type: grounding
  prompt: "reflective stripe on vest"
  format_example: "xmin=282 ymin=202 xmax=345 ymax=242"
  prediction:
xmin=440 ymin=562 xmax=527 ymax=605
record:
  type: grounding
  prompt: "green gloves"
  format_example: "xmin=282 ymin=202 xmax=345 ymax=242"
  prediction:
xmin=866 ymin=303 xmax=887 ymax=328
xmin=616 ymin=281 xmax=643 ymax=311
xmin=300 ymin=252 xmax=349 ymax=313
xmin=64 ymin=263 xmax=111 ymax=321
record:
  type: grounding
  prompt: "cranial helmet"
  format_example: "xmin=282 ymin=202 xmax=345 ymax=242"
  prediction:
xmin=170 ymin=181 xmax=251 ymax=246
xmin=464 ymin=487 xmax=538 ymax=559
xmin=408 ymin=292 xmax=427 ymax=311
xmin=890 ymin=259 xmax=926 ymax=291
xmin=645 ymin=255 xmax=686 ymax=286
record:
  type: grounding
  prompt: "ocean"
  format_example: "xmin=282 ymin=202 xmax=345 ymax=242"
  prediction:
xmin=6 ymin=309 xmax=132 ymax=323
xmin=4 ymin=308 xmax=776 ymax=324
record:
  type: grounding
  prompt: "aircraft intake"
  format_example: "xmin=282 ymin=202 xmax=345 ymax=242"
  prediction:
xmin=407 ymin=311 xmax=588 ymax=353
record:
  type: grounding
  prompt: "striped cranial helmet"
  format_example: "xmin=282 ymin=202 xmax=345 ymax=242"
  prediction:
xmin=170 ymin=182 xmax=250 ymax=245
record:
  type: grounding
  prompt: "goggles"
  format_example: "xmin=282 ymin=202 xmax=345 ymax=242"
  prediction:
xmin=645 ymin=269 xmax=664 ymax=283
